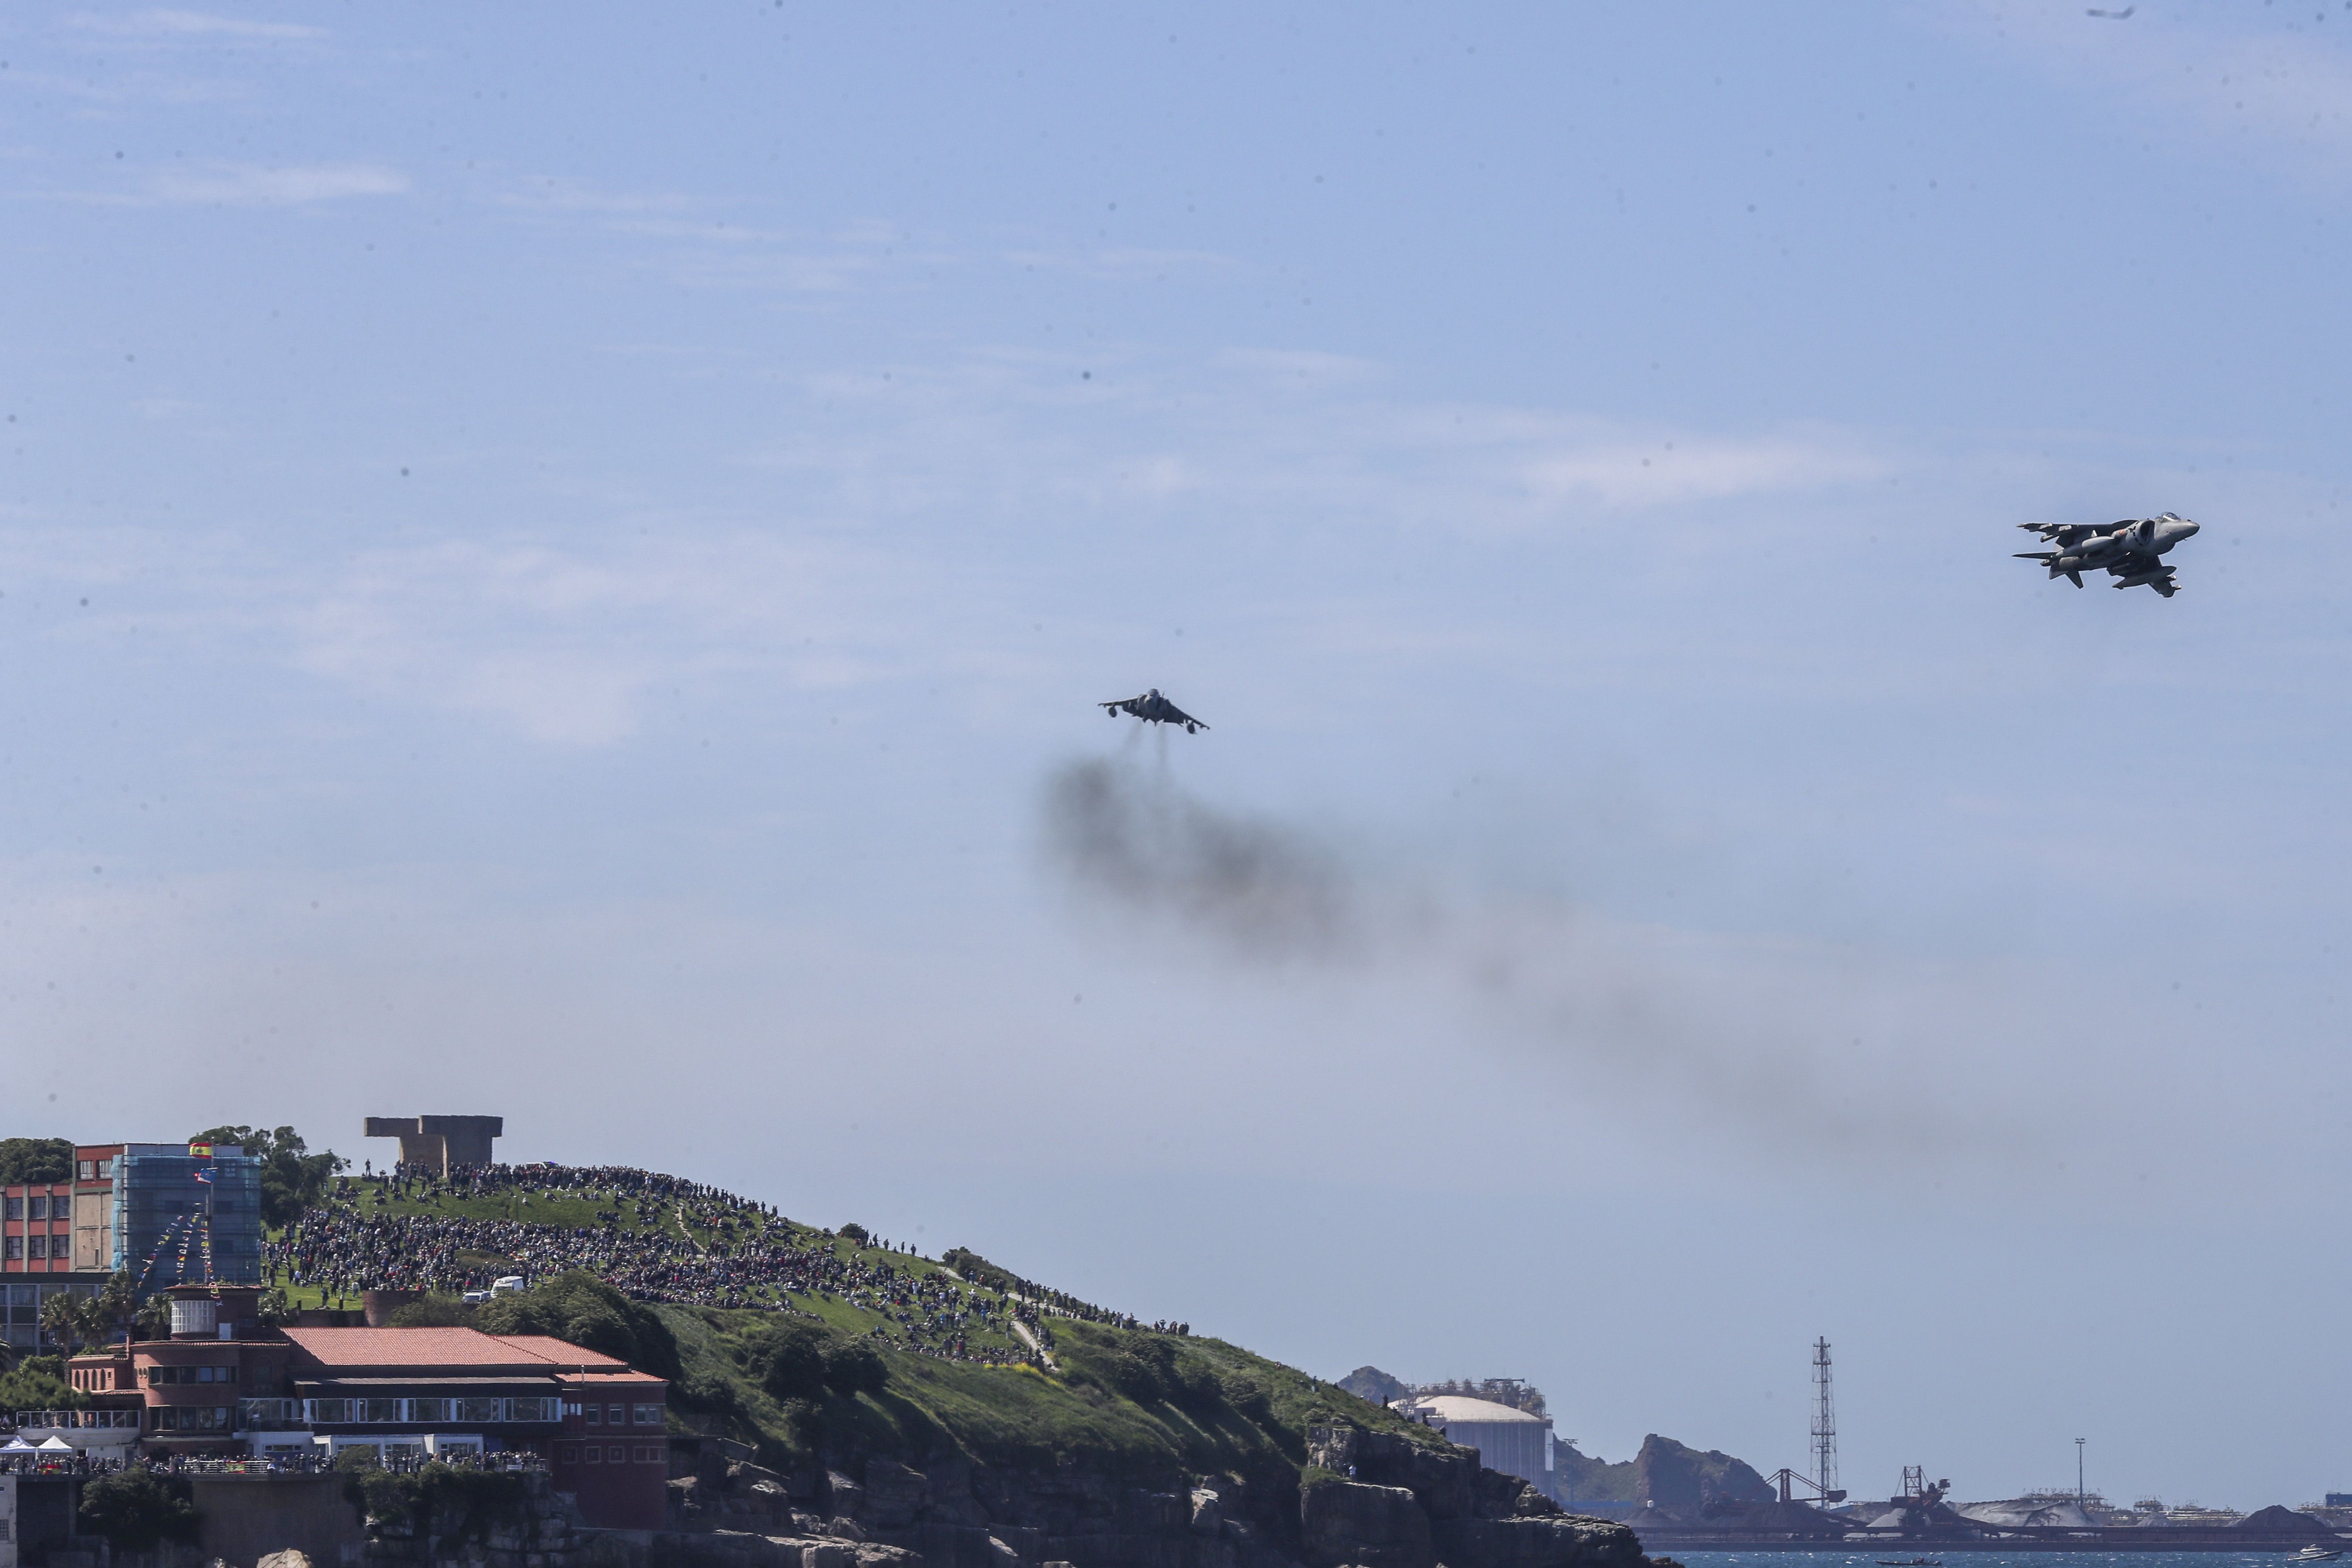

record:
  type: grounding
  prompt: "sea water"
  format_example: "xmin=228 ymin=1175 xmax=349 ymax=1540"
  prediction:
xmin=1674 ymin=1554 xmax=2317 ymax=1568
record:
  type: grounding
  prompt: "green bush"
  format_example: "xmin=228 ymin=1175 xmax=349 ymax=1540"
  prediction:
xmin=0 ymin=1355 xmax=83 ymax=1413
xmin=837 ymin=1223 xmax=868 ymax=1243
xmin=473 ymin=1271 xmax=681 ymax=1380
xmin=386 ymin=1293 xmax=477 ymax=1328
xmin=0 ymin=1138 xmax=72 ymax=1185
xmin=743 ymin=1317 xmax=889 ymax=1401
xmin=340 ymin=1453 xmax=529 ymax=1535
xmin=80 ymin=1468 xmax=201 ymax=1550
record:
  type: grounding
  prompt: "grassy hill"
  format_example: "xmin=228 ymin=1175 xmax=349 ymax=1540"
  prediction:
xmin=268 ymin=1170 xmax=1449 ymax=1480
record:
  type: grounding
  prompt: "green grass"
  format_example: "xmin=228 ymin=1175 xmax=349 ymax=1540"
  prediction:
xmin=268 ymin=1175 xmax=1448 ymax=1492
xmin=658 ymin=1306 xmax=1448 ymax=1484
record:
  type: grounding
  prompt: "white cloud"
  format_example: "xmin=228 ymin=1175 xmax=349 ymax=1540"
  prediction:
xmin=71 ymin=8 xmax=323 ymax=40
xmin=1946 ymin=0 xmax=2352 ymax=186
xmin=1516 ymin=428 xmax=1889 ymax=509
xmin=150 ymin=163 xmax=406 ymax=205
xmin=288 ymin=535 xmax=917 ymax=746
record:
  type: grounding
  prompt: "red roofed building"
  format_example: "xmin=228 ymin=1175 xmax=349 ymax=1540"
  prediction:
xmin=55 ymin=1289 xmax=670 ymax=1530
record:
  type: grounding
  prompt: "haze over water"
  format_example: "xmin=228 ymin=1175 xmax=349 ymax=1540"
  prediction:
xmin=4 ymin=0 xmax=2350 ymax=1512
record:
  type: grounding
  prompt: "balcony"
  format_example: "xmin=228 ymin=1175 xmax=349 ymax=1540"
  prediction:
xmin=10 ymin=1409 xmax=141 ymax=1447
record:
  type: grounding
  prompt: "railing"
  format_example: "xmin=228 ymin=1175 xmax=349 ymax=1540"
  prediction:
xmin=11 ymin=1409 xmax=141 ymax=1430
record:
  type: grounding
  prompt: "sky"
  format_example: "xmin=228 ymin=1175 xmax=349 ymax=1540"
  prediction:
xmin=4 ymin=0 xmax=2351 ymax=1511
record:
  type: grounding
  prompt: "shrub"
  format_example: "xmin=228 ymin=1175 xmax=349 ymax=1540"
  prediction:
xmin=743 ymin=1318 xmax=889 ymax=1400
xmin=0 ymin=1355 xmax=82 ymax=1413
xmin=80 ymin=1468 xmax=201 ymax=1551
xmin=837 ymin=1223 xmax=868 ymax=1243
xmin=386 ymin=1293 xmax=476 ymax=1328
xmin=0 ymin=1138 xmax=72 ymax=1185
xmin=341 ymin=1454 xmax=528 ymax=1535
xmin=473 ymin=1271 xmax=681 ymax=1380
xmin=1221 ymin=1375 xmax=1273 ymax=1423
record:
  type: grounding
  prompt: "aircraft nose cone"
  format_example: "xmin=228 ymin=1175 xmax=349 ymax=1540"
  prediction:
xmin=2180 ymin=518 xmax=2199 ymax=536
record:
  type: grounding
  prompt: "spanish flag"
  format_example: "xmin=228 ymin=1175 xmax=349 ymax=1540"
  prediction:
xmin=188 ymin=1142 xmax=213 ymax=1159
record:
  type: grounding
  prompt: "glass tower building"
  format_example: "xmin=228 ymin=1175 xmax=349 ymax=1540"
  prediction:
xmin=113 ymin=1143 xmax=264 ymax=1291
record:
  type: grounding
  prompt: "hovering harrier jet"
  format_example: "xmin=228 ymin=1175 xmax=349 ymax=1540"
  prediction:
xmin=2015 ymin=513 xmax=2199 ymax=597
xmin=1099 ymin=689 xmax=1209 ymax=732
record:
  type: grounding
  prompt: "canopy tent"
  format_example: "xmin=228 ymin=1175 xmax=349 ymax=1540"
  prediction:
xmin=0 ymin=1437 xmax=36 ymax=1453
xmin=36 ymin=1435 xmax=75 ymax=1451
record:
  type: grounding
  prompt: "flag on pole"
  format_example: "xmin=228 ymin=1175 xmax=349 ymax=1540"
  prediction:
xmin=188 ymin=1142 xmax=213 ymax=1158
xmin=193 ymin=1168 xmax=215 ymax=1185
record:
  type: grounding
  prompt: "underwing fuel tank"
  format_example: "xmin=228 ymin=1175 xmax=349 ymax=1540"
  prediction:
xmin=2113 ymin=569 xmax=2172 ymax=589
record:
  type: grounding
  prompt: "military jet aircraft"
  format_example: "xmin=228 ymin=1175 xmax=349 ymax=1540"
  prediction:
xmin=1099 ymin=689 xmax=1209 ymax=732
xmin=2015 ymin=513 xmax=2199 ymax=597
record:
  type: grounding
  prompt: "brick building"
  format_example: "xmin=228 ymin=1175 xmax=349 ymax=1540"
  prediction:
xmin=2 ymin=1144 xmax=124 ymax=1353
xmin=46 ymin=1288 xmax=669 ymax=1530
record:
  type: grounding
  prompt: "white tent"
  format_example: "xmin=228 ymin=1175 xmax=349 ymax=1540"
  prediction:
xmin=0 ymin=1437 xmax=36 ymax=1454
xmin=36 ymin=1436 xmax=74 ymax=1451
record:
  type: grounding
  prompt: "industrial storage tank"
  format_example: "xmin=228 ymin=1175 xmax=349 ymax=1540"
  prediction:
xmin=1394 ymin=1394 xmax=1555 ymax=1495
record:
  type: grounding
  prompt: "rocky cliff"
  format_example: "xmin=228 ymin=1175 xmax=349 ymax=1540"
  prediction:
xmin=651 ymin=1426 xmax=1650 ymax=1568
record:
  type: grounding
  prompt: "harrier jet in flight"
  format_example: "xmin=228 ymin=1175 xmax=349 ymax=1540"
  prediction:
xmin=1099 ymin=689 xmax=1209 ymax=732
xmin=2015 ymin=513 xmax=2199 ymax=597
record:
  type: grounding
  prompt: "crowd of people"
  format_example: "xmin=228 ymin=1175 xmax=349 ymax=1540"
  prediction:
xmin=0 ymin=1446 xmax=546 ymax=1477
xmin=264 ymin=1161 xmax=1174 ymax=1365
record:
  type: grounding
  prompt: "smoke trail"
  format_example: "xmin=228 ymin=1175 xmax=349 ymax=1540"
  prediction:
xmin=1040 ymin=753 xmax=2044 ymax=1165
xmin=1043 ymin=757 xmax=1361 ymax=959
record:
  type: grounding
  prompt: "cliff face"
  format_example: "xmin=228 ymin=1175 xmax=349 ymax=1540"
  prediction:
xmin=1627 ymin=1436 xmax=1772 ymax=1514
xmin=1301 ymin=1426 xmax=1645 ymax=1568
xmin=655 ymin=1428 xmax=1648 ymax=1568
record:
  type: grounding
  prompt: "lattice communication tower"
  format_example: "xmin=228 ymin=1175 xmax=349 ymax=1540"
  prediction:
xmin=1810 ymin=1338 xmax=1838 ymax=1500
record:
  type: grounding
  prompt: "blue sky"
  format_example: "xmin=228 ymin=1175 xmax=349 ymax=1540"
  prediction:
xmin=5 ymin=0 xmax=2352 ymax=1508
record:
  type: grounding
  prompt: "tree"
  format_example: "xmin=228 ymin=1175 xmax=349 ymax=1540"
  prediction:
xmin=0 ymin=1138 xmax=73 ymax=1184
xmin=79 ymin=1468 xmax=201 ymax=1551
xmin=38 ymin=1292 xmax=96 ymax=1357
xmin=87 ymin=1272 xmax=136 ymax=1347
xmin=188 ymin=1125 xmax=347 ymax=1228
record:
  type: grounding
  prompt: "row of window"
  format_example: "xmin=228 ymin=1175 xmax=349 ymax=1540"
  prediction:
xmin=3 ymin=1197 xmax=78 ymax=1221
xmin=147 ymin=1364 xmax=237 ymax=1384
xmin=79 ymin=1160 xmax=114 ymax=1180
xmin=152 ymin=1406 xmax=234 ymax=1433
xmin=2 ymin=1237 xmax=79 ymax=1260
xmin=584 ymin=1403 xmax=663 ymax=1426
xmin=306 ymin=1397 xmax=563 ymax=1426
xmin=561 ymin=1444 xmax=665 ymax=1465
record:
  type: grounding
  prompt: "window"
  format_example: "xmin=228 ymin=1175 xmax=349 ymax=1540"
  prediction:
xmin=632 ymin=1404 xmax=660 ymax=1426
xmin=25 ymin=1238 xmax=43 ymax=1260
xmin=360 ymin=1399 xmax=401 ymax=1424
xmin=608 ymin=1445 xmax=625 ymax=1464
xmin=98 ymin=1159 xmax=112 ymax=1178
xmin=455 ymin=1396 xmax=502 ymax=1424
xmin=510 ymin=1397 xmax=560 ymax=1423
xmin=585 ymin=1404 xmax=602 ymax=1426
xmin=636 ymin=1445 xmax=661 ymax=1463
xmin=152 ymin=1405 xmax=231 ymax=1433
xmin=409 ymin=1398 xmax=452 ymax=1424
xmin=78 ymin=1162 xmax=93 ymax=1181
xmin=582 ymin=1447 xmax=601 ymax=1465
xmin=25 ymin=1197 xmax=45 ymax=1221
xmin=307 ymin=1399 xmax=353 ymax=1424
xmin=3 ymin=1239 xmax=17 ymax=1260
xmin=559 ymin=1444 xmax=580 ymax=1463
xmin=2 ymin=1199 xmax=19 ymax=1220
